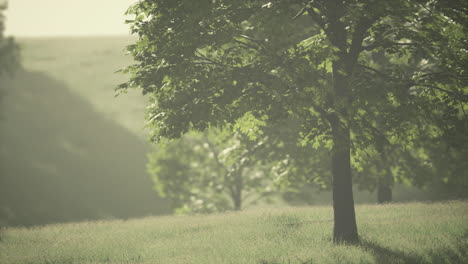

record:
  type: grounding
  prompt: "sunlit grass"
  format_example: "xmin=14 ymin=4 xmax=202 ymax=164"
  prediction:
xmin=1 ymin=201 xmax=467 ymax=264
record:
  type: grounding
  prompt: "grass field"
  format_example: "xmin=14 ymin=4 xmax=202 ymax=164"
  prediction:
xmin=1 ymin=201 xmax=467 ymax=264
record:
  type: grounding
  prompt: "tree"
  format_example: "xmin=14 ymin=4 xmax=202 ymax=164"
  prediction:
xmin=0 ymin=0 xmax=18 ymax=235
xmin=122 ymin=0 xmax=467 ymax=243
xmin=0 ymin=0 xmax=19 ymax=115
xmin=0 ymin=1 xmax=18 ymax=75
xmin=147 ymin=128 xmax=275 ymax=213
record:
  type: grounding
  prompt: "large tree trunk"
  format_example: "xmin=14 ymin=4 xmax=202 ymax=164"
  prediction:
xmin=331 ymin=119 xmax=359 ymax=243
xmin=329 ymin=52 xmax=359 ymax=243
xmin=321 ymin=1 xmax=368 ymax=242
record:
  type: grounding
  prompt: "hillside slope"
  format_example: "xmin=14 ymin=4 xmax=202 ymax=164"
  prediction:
xmin=0 ymin=37 xmax=169 ymax=226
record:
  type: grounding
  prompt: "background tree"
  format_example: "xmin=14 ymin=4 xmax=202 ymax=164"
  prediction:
xmin=0 ymin=0 xmax=18 ymax=75
xmin=147 ymin=127 xmax=275 ymax=213
xmin=0 ymin=0 xmax=19 ymax=116
xmin=122 ymin=0 xmax=467 ymax=243
xmin=0 ymin=0 xmax=18 ymax=235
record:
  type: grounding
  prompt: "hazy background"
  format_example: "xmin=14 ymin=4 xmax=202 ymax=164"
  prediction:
xmin=4 ymin=0 xmax=135 ymax=37
xmin=0 ymin=0 xmax=176 ymax=226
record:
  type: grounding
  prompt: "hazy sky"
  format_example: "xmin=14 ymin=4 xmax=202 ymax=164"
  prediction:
xmin=4 ymin=0 xmax=136 ymax=37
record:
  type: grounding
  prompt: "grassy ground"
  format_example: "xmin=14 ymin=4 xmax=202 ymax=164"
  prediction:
xmin=1 ymin=201 xmax=467 ymax=264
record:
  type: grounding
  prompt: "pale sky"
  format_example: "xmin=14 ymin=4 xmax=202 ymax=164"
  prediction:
xmin=4 ymin=0 xmax=136 ymax=37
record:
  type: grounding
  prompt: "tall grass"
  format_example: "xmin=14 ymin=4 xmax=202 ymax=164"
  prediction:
xmin=1 ymin=201 xmax=467 ymax=264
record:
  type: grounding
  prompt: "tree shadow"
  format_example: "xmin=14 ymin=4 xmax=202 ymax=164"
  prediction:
xmin=358 ymin=240 xmax=424 ymax=264
xmin=358 ymin=231 xmax=468 ymax=264
xmin=255 ymin=231 xmax=468 ymax=264
xmin=0 ymin=70 xmax=170 ymax=227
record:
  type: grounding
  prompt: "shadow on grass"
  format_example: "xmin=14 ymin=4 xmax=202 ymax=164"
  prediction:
xmin=358 ymin=231 xmax=468 ymax=264
xmin=257 ymin=231 xmax=468 ymax=264
xmin=358 ymin=240 xmax=423 ymax=264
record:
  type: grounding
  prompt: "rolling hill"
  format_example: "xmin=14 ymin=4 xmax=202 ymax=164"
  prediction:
xmin=0 ymin=36 xmax=170 ymax=226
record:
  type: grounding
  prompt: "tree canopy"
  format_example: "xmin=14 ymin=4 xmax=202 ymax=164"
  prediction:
xmin=122 ymin=0 xmax=467 ymax=243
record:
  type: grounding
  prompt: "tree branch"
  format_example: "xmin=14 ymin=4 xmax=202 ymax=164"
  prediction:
xmin=419 ymin=71 xmax=468 ymax=82
xmin=295 ymin=0 xmax=326 ymax=30
xmin=234 ymin=39 xmax=259 ymax=51
xmin=291 ymin=1 xmax=310 ymax=21
xmin=361 ymin=41 xmax=418 ymax=52
xmin=416 ymin=84 xmax=468 ymax=101
xmin=348 ymin=18 xmax=373 ymax=67
xmin=356 ymin=64 xmax=393 ymax=79
xmin=239 ymin=34 xmax=266 ymax=49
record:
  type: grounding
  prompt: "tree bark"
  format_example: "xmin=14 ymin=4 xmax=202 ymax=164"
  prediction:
xmin=331 ymin=119 xmax=359 ymax=243
xmin=329 ymin=56 xmax=359 ymax=243
xmin=233 ymin=191 xmax=242 ymax=211
xmin=231 ymin=170 xmax=243 ymax=211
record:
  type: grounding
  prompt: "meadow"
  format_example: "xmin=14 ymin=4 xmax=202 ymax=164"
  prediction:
xmin=1 ymin=201 xmax=467 ymax=264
